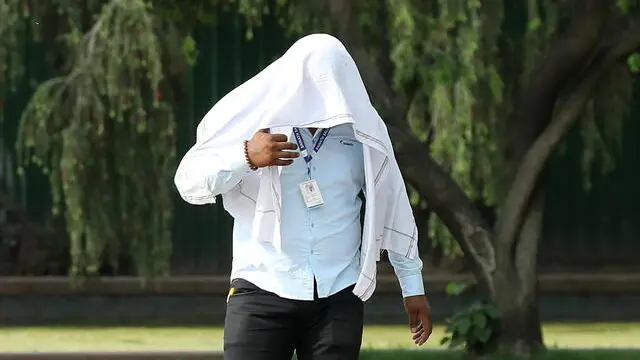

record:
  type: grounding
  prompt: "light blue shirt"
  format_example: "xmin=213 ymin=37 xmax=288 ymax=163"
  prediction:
xmin=231 ymin=124 xmax=424 ymax=300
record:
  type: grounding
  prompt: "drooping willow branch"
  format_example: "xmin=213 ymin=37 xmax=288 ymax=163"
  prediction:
xmin=16 ymin=0 xmax=176 ymax=278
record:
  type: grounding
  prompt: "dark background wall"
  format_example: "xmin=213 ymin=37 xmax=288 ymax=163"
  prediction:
xmin=2 ymin=274 xmax=640 ymax=326
xmin=5 ymin=293 xmax=640 ymax=326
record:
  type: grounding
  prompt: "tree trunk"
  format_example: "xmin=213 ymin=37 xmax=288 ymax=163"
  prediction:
xmin=486 ymin=4 xmax=640 ymax=354
xmin=413 ymin=204 xmax=439 ymax=266
xmin=493 ymin=191 xmax=545 ymax=354
xmin=498 ymin=299 xmax=543 ymax=355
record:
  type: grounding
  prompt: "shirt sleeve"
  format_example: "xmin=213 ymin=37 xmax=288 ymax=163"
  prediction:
xmin=387 ymin=249 xmax=425 ymax=297
xmin=174 ymin=140 xmax=252 ymax=205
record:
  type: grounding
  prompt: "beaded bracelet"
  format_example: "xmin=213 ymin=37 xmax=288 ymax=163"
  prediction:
xmin=244 ymin=140 xmax=258 ymax=171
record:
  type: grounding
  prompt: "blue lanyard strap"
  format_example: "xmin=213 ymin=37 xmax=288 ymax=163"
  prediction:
xmin=292 ymin=127 xmax=330 ymax=164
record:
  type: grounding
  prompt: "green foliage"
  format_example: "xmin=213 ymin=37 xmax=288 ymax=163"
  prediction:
xmin=618 ymin=0 xmax=635 ymax=13
xmin=627 ymin=53 xmax=640 ymax=73
xmin=0 ymin=0 xmax=38 ymax=109
xmin=388 ymin=0 xmax=506 ymax=254
xmin=149 ymin=0 xmax=220 ymax=26
xmin=580 ymin=61 xmax=633 ymax=190
xmin=233 ymin=0 xmax=329 ymax=38
xmin=442 ymin=282 xmax=500 ymax=351
xmin=182 ymin=35 xmax=198 ymax=66
xmin=446 ymin=281 xmax=470 ymax=296
xmin=441 ymin=300 xmax=500 ymax=350
xmin=577 ymin=1 xmax=639 ymax=191
xmin=7 ymin=0 xmax=182 ymax=278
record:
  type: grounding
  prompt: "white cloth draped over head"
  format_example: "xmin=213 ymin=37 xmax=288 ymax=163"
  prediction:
xmin=197 ymin=33 xmax=418 ymax=300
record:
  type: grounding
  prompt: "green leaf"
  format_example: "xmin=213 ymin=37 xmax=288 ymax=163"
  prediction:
xmin=528 ymin=17 xmax=542 ymax=31
xmin=440 ymin=336 xmax=451 ymax=346
xmin=446 ymin=282 xmax=469 ymax=296
xmin=472 ymin=311 xmax=488 ymax=328
xmin=627 ymin=53 xmax=640 ymax=74
xmin=457 ymin=316 xmax=472 ymax=334
xmin=182 ymin=35 xmax=199 ymax=66
xmin=475 ymin=326 xmax=492 ymax=343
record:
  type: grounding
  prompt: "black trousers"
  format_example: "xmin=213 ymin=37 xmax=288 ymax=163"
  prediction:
xmin=223 ymin=278 xmax=364 ymax=360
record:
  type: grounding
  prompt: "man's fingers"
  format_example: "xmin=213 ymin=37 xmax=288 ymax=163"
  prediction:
xmin=412 ymin=329 xmax=423 ymax=340
xmin=412 ymin=321 xmax=424 ymax=342
xmin=270 ymin=133 xmax=289 ymax=142
xmin=417 ymin=312 xmax=433 ymax=346
xmin=272 ymin=159 xmax=294 ymax=166
xmin=274 ymin=141 xmax=298 ymax=151
xmin=274 ymin=151 xmax=300 ymax=159
xmin=412 ymin=322 xmax=423 ymax=335
xmin=418 ymin=332 xmax=429 ymax=345
xmin=418 ymin=334 xmax=429 ymax=346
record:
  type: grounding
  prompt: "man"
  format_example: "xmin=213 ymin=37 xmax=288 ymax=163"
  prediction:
xmin=174 ymin=33 xmax=432 ymax=360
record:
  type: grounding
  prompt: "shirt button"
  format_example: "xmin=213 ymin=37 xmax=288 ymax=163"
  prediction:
xmin=310 ymin=249 xmax=315 ymax=254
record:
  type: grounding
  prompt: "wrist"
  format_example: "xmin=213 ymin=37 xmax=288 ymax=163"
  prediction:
xmin=244 ymin=140 xmax=258 ymax=171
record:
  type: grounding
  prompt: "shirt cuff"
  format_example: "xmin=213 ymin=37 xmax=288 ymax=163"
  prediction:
xmin=228 ymin=142 xmax=252 ymax=174
xmin=387 ymin=250 xmax=425 ymax=298
xmin=397 ymin=272 xmax=425 ymax=298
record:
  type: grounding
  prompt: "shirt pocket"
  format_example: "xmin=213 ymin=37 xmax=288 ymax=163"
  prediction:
xmin=333 ymin=136 xmax=365 ymax=186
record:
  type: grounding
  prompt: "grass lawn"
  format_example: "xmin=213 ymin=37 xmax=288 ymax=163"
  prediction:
xmin=0 ymin=323 xmax=638 ymax=352
xmin=360 ymin=350 xmax=640 ymax=360
xmin=363 ymin=323 xmax=640 ymax=350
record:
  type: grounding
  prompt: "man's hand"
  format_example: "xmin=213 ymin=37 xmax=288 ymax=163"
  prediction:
xmin=404 ymin=295 xmax=433 ymax=346
xmin=247 ymin=129 xmax=299 ymax=168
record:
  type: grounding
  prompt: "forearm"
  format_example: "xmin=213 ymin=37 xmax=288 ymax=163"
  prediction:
xmin=174 ymin=142 xmax=251 ymax=204
xmin=387 ymin=250 xmax=425 ymax=297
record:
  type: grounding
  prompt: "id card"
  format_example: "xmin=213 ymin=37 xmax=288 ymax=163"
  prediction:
xmin=299 ymin=179 xmax=325 ymax=208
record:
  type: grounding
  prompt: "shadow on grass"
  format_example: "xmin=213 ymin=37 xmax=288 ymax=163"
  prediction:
xmin=359 ymin=349 xmax=640 ymax=360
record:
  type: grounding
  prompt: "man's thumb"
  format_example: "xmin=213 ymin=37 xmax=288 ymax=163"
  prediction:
xmin=258 ymin=128 xmax=270 ymax=134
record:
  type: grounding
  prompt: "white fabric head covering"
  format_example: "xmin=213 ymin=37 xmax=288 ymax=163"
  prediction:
xmin=196 ymin=33 xmax=392 ymax=155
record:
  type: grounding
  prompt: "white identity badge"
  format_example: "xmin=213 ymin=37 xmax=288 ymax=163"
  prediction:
xmin=299 ymin=179 xmax=324 ymax=208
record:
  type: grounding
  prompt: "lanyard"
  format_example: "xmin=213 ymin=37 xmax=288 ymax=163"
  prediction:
xmin=292 ymin=127 xmax=330 ymax=164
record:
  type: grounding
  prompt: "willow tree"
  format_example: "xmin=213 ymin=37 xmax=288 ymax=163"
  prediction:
xmin=0 ymin=0 xmax=202 ymax=277
xmin=232 ymin=0 xmax=640 ymax=355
